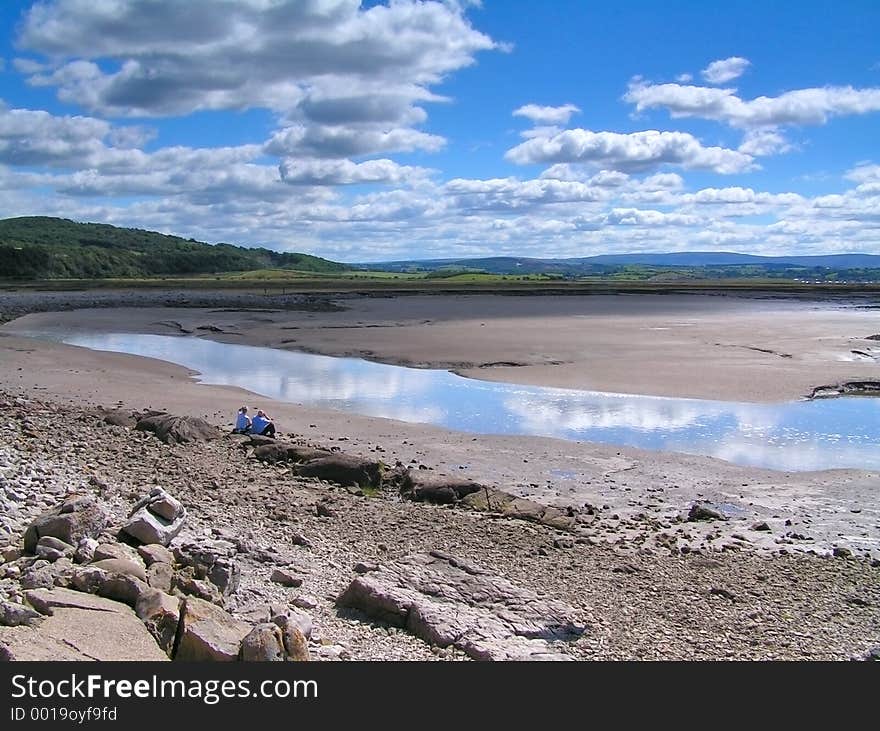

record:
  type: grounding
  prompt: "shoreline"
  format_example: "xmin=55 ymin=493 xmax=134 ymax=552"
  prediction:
xmin=2 ymin=289 xmax=879 ymax=403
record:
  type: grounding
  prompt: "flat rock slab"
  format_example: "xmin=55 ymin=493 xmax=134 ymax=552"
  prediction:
xmin=401 ymin=471 xmax=484 ymax=504
xmin=461 ymin=488 xmax=577 ymax=531
xmin=135 ymin=414 xmax=220 ymax=445
xmin=337 ymin=551 xmax=586 ymax=661
xmin=0 ymin=589 xmax=167 ymax=661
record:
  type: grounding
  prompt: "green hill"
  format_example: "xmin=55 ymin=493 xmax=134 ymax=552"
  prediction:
xmin=0 ymin=216 xmax=348 ymax=279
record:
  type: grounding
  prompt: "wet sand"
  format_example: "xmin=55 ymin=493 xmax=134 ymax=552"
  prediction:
xmin=1 ymin=291 xmax=878 ymax=558
xmin=6 ymin=292 xmax=878 ymax=401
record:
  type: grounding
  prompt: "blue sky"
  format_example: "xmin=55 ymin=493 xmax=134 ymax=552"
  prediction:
xmin=0 ymin=0 xmax=878 ymax=261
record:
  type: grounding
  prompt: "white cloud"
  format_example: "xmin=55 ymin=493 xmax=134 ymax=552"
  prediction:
xmin=513 ymin=103 xmax=581 ymax=125
xmin=505 ymin=128 xmax=755 ymax=174
xmin=279 ymin=158 xmax=431 ymax=186
xmin=701 ymin=56 xmax=751 ymax=85
xmin=18 ymin=0 xmax=498 ymax=117
xmin=845 ymin=163 xmax=880 ymax=184
xmin=738 ymin=128 xmax=793 ymax=156
xmin=264 ymin=124 xmax=445 ymax=159
xmin=676 ymin=73 xmax=693 ymax=83
xmin=625 ymin=80 xmax=880 ymax=128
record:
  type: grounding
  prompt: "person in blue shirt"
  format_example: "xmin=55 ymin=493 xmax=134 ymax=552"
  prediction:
xmin=233 ymin=406 xmax=251 ymax=434
xmin=251 ymin=409 xmax=276 ymax=438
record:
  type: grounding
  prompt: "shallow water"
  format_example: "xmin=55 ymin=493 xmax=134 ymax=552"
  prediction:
xmin=36 ymin=332 xmax=880 ymax=472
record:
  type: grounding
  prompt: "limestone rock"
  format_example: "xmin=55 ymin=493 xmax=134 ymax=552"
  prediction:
xmin=23 ymin=496 xmax=110 ymax=555
xmin=0 ymin=588 xmax=167 ymax=661
xmin=147 ymin=562 xmax=174 ymax=592
xmin=294 ymin=454 xmax=383 ymax=488
xmin=461 ymin=488 xmax=577 ymax=531
xmin=93 ymin=542 xmax=143 ymax=564
xmin=35 ymin=536 xmax=75 ymax=561
xmin=240 ymin=623 xmax=286 ymax=661
xmin=175 ymin=596 xmax=251 ymax=661
xmin=90 ymin=558 xmax=148 ymax=582
xmin=122 ymin=488 xmax=187 ymax=547
xmin=0 ymin=599 xmax=44 ymax=627
xmin=270 ymin=569 xmax=303 ymax=588
xmin=135 ymin=589 xmax=181 ymax=655
xmin=401 ymin=471 xmax=484 ymax=504
xmin=135 ymin=413 xmax=220 ymax=445
xmin=688 ymin=502 xmax=729 ymax=522
xmin=138 ymin=543 xmax=174 ymax=567
xmin=253 ymin=443 xmax=332 ymax=465
xmin=337 ymin=551 xmax=586 ymax=661
xmin=71 ymin=566 xmax=150 ymax=607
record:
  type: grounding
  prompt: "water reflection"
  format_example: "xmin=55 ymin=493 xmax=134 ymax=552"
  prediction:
xmin=46 ymin=332 xmax=880 ymax=472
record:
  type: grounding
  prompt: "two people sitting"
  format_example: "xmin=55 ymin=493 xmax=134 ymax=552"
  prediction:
xmin=233 ymin=406 xmax=277 ymax=438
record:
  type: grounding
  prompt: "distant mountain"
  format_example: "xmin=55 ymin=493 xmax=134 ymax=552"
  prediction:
xmin=0 ymin=216 xmax=348 ymax=279
xmin=367 ymin=252 xmax=880 ymax=276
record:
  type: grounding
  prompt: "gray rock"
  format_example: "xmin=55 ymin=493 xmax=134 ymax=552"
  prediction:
xmin=73 ymin=538 xmax=99 ymax=565
xmin=272 ymin=609 xmax=313 ymax=640
xmin=294 ymin=454 xmax=383 ymax=488
xmin=23 ymin=496 xmax=110 ymax=554
xmin=35 ymin=536 xmax=75 ymax=560
xmin=147 ymin=562 xmax=174 ymax=593
xmin=123 ymin=495 xmax=186 ymax=546
xmin=175 ymin=596 xmax=251 ymax=661
xmin=0 ymin=589 xmax=167 ymax=661
xmin=0 ymin=599 xmax=44 ymax=627
xmin=687 ymin=503 xmax=729 ymax=522
xmin=292 ymin=594 xmax=319 ymax=611
xmin=253 ymin=443 xmax=333 ymax=465
xmin=93 ymin=542 xmax=143 ymax=564
xmin=138 ymin=544 xmax=174 ymax=567
xmin=172 ymin=540 xmax=240 ymax=596
xmin=240 ymin=623 xmax=285 ymax=662
xmin=270 ymin=569 xmax=303 ymax=588
xmin=337 ymin=550 xmax=585 ymax=660
xmin=135 ymin=414 xmax=220 ymax=445
xmin=400 ymin=471 xmax=484 ymax=504
xmin=90 ymin=558 xmax=148 ymax=582
xmin=135 ymin=589 xmax=181 ymax=655
xmin=71 ymin=566 xmax=150 ymax=607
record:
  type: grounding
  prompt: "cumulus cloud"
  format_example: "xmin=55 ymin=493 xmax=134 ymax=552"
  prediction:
xmin=17 ymin=0 xmax=498 ymax=117
xmin=845 ymin=163 xmax=880 ymax=184
xmin=738 ymin=128 xmax=792 ymax=156
xmin=701 ymin=56 xmax=751 ymax=85
xmin=264 ymin=124 xmax=445 ymax=158
xmin=0 ymin=105 xmax=110 ymax=167
xmin=625 ymin=80 xmax=880 ymax=128
xmin=513 ymin=103 xmax=581 ymax=125
xmin=505 ymin=128 xmax=755 ymax=174
xmin=279 ymin=158 xmax=431 ymax=186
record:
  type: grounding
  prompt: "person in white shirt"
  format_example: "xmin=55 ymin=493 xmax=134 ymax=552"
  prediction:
xmin=233 ymin=406 xmax=252 ymax=434
xmin=250 ymin=409 xmax=276 ymax=438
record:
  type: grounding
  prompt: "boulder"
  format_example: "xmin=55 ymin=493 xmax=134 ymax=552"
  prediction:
xmin=337 ymin=551 xmax=586 ymax=661
xmin=122 ymin=488 xmax=187 ymax=547
xmin=400 ymin=471 xmax=484 ymax=504
xmin=93 ymin=542 xmax=143 ymax=564
xmin=90 ymin=558 xmax=147 ymax=582
xmin=240 ymin=623 xmax=286 ymax=662
xmin=135 ymin=589 xmax=181 ymax=655
xmin=294 ymin=454 xmax=383 ymax=488
xmin=71 ymin=566 xmax=150 ymax=607
xmin=175 ymin=596 xmax=251 ymax=661
xmin=270 ymin=569 xmax=303 ymax=588
xmin=102 ymin=410 xmax=136 ymax=428
xmin=0 ymin=588 xmax=167 ymax=661
xmin=460 ymin=488 xmax=577 ymax=531
xmin=252 ymin=443 xmax=332 ymax=465
xmin=35 ymin=536 xmax=75 ymax=561
xmin=147 ymin=562 xmax=174 ymax=593
xmin=687 ymin=503 xmax=729 ymax=522
xmin=23 ymin=496 xmax=110 ymax=555
xmin=135 ymin=413 xmax=220 ymax=444
xmin=0 ymin=600 xmax=44 ymax=627
xmin=138 ymin=544 xmax=174 ymax=567
xmin=172 ymin=539 xmax=239 ymax=596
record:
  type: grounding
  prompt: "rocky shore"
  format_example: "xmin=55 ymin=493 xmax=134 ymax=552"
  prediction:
xmin=1 ymin=391 xmax=878 ymax=661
